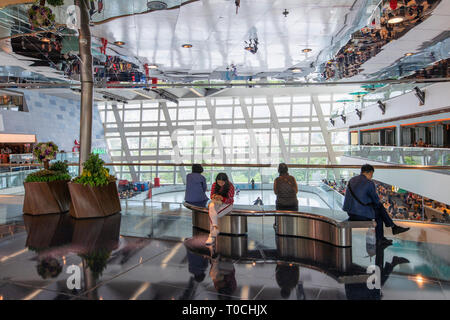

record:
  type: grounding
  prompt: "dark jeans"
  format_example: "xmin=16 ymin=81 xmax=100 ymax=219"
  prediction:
xmin=348 ymin=205 xmax=395 ymax=241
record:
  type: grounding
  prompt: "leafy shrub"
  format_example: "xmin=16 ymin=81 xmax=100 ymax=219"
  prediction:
xmin=25 ymin=169 xmax=71 ymax=183
xmin=73 ymin=153 xmax=115 ymax=187
xmin=46 ymin=0 xmax=65 ymax=6
xmin=49 ymin=161 xmax=69 ymax=174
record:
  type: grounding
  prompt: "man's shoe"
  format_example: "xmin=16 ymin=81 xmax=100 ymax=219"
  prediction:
xmin=392 ymin=225 xmax=410 ymax=235
xmin=391 ymin=256 xmax=410 ymax=267
xmin=377 ymin=237 xmax=393 ymax=247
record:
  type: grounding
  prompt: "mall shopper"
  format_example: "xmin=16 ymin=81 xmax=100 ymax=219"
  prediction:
xmin=205 ymin=173 xmax=235 ymax=245
xmin=253 ymin=197 xmax=263 ymax=206
xmin=343 ymin=164 xmax=410 ymax=246
xmin=184 ymin=164 xmax=209 ymax=207
xmin=274 ymin=163 xmax=299 ymax=211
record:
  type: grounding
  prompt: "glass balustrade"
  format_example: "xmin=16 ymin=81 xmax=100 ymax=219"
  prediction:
xmin=1 ymin=163 xmax=448 ymax=231
xmin=344 ymin=145 xmax=450 ymax=167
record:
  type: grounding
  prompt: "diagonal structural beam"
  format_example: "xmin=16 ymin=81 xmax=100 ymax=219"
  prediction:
xmin=239 ymin=97 xmax=259 ymax=163
xmin=111 ymin=103 xmax=138 ymax=181
xmin=160 ymin=101 xmax=187 ymax=184
xmin=311 ymin=95 xmax=341 ymax=181
xmin=267 ymin=96 xmax=289 ymax=163
xmin=205 ymin=98 xmax=233 ymax=180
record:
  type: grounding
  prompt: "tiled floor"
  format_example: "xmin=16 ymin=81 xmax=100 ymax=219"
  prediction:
xmin=0 ymin=195 xmax=449 ymax=300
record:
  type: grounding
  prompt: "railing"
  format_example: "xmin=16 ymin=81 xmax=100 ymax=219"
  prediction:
xmin=0 ymin=162 xmax=448 ymax=225
xmin=344 ymin=145 xmax=450 ymax=167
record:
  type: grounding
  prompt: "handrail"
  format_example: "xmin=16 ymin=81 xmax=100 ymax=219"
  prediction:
xmin=0 ymin=162 xmax=449 ymax=170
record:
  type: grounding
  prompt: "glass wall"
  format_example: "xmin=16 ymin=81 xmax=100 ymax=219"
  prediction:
xmin=97 ymin=94 xmax=348 ymax=183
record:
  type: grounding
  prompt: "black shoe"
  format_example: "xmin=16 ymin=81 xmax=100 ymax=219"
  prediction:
xmin=377 ymin=237 xmax=393 ymax=247
xmin=391 ymin=256 xmax=410 ymax=267
xmin=392 ymin=225 xmax=410 ymax=235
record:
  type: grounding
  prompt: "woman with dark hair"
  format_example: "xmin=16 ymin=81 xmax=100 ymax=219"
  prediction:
xmin=274 ymin=163 xmax=298 ymax=211
xmin=206 ymin=173 xmax=235 ymax=245
xmin=184 ymin=164 xmax=208 ymax=207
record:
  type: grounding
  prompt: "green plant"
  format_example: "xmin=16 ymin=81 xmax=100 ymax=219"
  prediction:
xmin=46 ymin=0 xmax=65 ymax=6
xmin=73 ymin=153 xmax=115 ymax=187
xmin=28 ymin=4 xmax=55 ymax=29
xmin=49 ymin=160 xmax=69 ymax=174
xmin=79 ymin=249 xmax=111 ymax=280
xmin=33 ymin=141 xmax=58 ymax=169
xmin=25 ymin=169 xmax=71 ymax=183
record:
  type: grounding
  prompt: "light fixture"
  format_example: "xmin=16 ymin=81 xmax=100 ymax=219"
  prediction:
xmin=41 ymin=38 xmax=50 ymax=43
xmin=330 ymin=118 xmax=335 ymax=126
xmin=387 ymin=16 xmax=404 ymax=24
xmin=414 ymin=86 xmax=425 ymax=105
xmin=291 ymin=68 xmax=302 ymax=73
xmin=182 ymin=44 xmax=193 ymax=48
xmin=245 ymin=46 xmax=253 ymax=51
xmin=147 ymin=1 xmax=168 ymax=10
xmin=302 ymin=48 xmax=312 ymax=53
xmin=114 ymin=41 xmax=125 ymax=46
xmin=377 ymin=100 xmax=386 ymax=114
xmin=405 ymin=52 xmax=414 ymax=56
xmin=340 ymin=114 xmax=347 ymax=124
xmin=148 ymin=64 xmax=158 ymax=69
xmin=283 ymin=9 xmax=289 ymax=17
xmin=356 ymin=109 xmax=362 ymax=120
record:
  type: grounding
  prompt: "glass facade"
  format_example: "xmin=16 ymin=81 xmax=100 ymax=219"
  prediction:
xmin=97 ymin=94 xmax=349 ymax=184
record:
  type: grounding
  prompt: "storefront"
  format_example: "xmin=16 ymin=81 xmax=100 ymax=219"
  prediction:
xmin=0 ymin=133 xmax=36 ymax=164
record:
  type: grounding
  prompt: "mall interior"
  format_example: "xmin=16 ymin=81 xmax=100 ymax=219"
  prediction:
xmin=0 ymin=0 xmax=449 ymax=301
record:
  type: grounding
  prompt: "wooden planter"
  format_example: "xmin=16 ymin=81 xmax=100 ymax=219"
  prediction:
xmin=23 ymin=180 xmax=71 ymax=215
xmin=68 ymin=181 xmax=121 ymax=219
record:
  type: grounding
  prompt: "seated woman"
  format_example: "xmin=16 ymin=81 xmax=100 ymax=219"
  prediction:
xmin=206 ymin=173 xmax=235 ymax=245
xmin=274 ymin=163 xmax=299 ymax=211
xmin=184 ymin=164 xmax=208 ymax=207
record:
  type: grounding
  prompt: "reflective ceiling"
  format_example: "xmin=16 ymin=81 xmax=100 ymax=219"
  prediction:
xmin=91 ymin=0 xmax=364 ymax=79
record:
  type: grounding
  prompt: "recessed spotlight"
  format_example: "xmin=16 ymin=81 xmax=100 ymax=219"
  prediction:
xmin=302 ymin=48 xmax=312 ymax=53
xmin=291 ymin=68 xmax=302 ymax=73
xmin=405 ymin=52 xmax=414 ymax=56
xmin=182 ymin=44 xmax=193 ymax=48
xmin=114 ymin=41 xmax=125 ymax=46
xmin=387 ymin=16 xmax=404 ymax=24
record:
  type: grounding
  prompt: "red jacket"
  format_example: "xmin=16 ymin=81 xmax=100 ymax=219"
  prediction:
xmin=211 ymin=182 xmax=234 ymax=205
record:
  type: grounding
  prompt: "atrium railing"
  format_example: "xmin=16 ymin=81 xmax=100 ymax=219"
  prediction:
xmin=344 ymin=145 xmax=450 ymax=167
xmin=1 ymin=163 xmax=448 ymax=227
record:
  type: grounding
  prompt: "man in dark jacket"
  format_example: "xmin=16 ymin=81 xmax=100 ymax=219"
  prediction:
xmin=343 ymin=164 xmax=409 ymax=246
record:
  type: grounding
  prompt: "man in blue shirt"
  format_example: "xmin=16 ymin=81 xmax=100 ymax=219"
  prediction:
xmin=343 ymin=164 xmax=409 ymax=246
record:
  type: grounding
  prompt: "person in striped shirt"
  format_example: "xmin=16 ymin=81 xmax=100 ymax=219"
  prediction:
xmin=206 ymin=173 xmax=235 ymax=245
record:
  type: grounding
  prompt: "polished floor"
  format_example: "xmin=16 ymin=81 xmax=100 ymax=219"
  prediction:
xmin=0 ymin=197 xmax=449 ymax=300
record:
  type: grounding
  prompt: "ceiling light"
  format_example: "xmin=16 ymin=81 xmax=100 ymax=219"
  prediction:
xmin=291 ymin=68 xmax=302 ymax=73
xmin=405 ymin=52 xmax=414 ymax=56
xmin=148 ymin=64 xmax=158 ymax=69
xmin=147 ymin=1 xmax=168 ymax=10
xmin=182 ymin=44 xmax=193 ymax=48
xmin=245 ymin=46 xmax=252 ymax=51
xmin=387 ymin=16 xmax=404 ymax=24
xmin=302 ymin=48 xmax=312 ymax=53
xmin=114 ymin=41 xmax=125 ymax=46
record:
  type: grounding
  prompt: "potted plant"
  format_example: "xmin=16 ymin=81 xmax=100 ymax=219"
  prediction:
xmin=68 ymin=153 xmax=121 ymax=219
xmin=27 ymin=0 xmax=65 ymax=29
xmin=23 ymin=142 xmax=72 ymax=215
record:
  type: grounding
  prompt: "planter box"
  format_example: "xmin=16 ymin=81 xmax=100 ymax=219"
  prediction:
xmin=68 ymin=181 xmax=121 ymax=219
xmin=23 ymin=180 xmax=71 ymax=215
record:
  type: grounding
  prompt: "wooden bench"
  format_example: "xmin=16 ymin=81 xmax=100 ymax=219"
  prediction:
xmin=184 ymin=202 xmax=376 ymax=247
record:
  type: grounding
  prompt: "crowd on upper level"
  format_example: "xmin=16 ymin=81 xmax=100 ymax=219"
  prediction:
xmin=322 ymin=0 xmax=439 ymax=80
